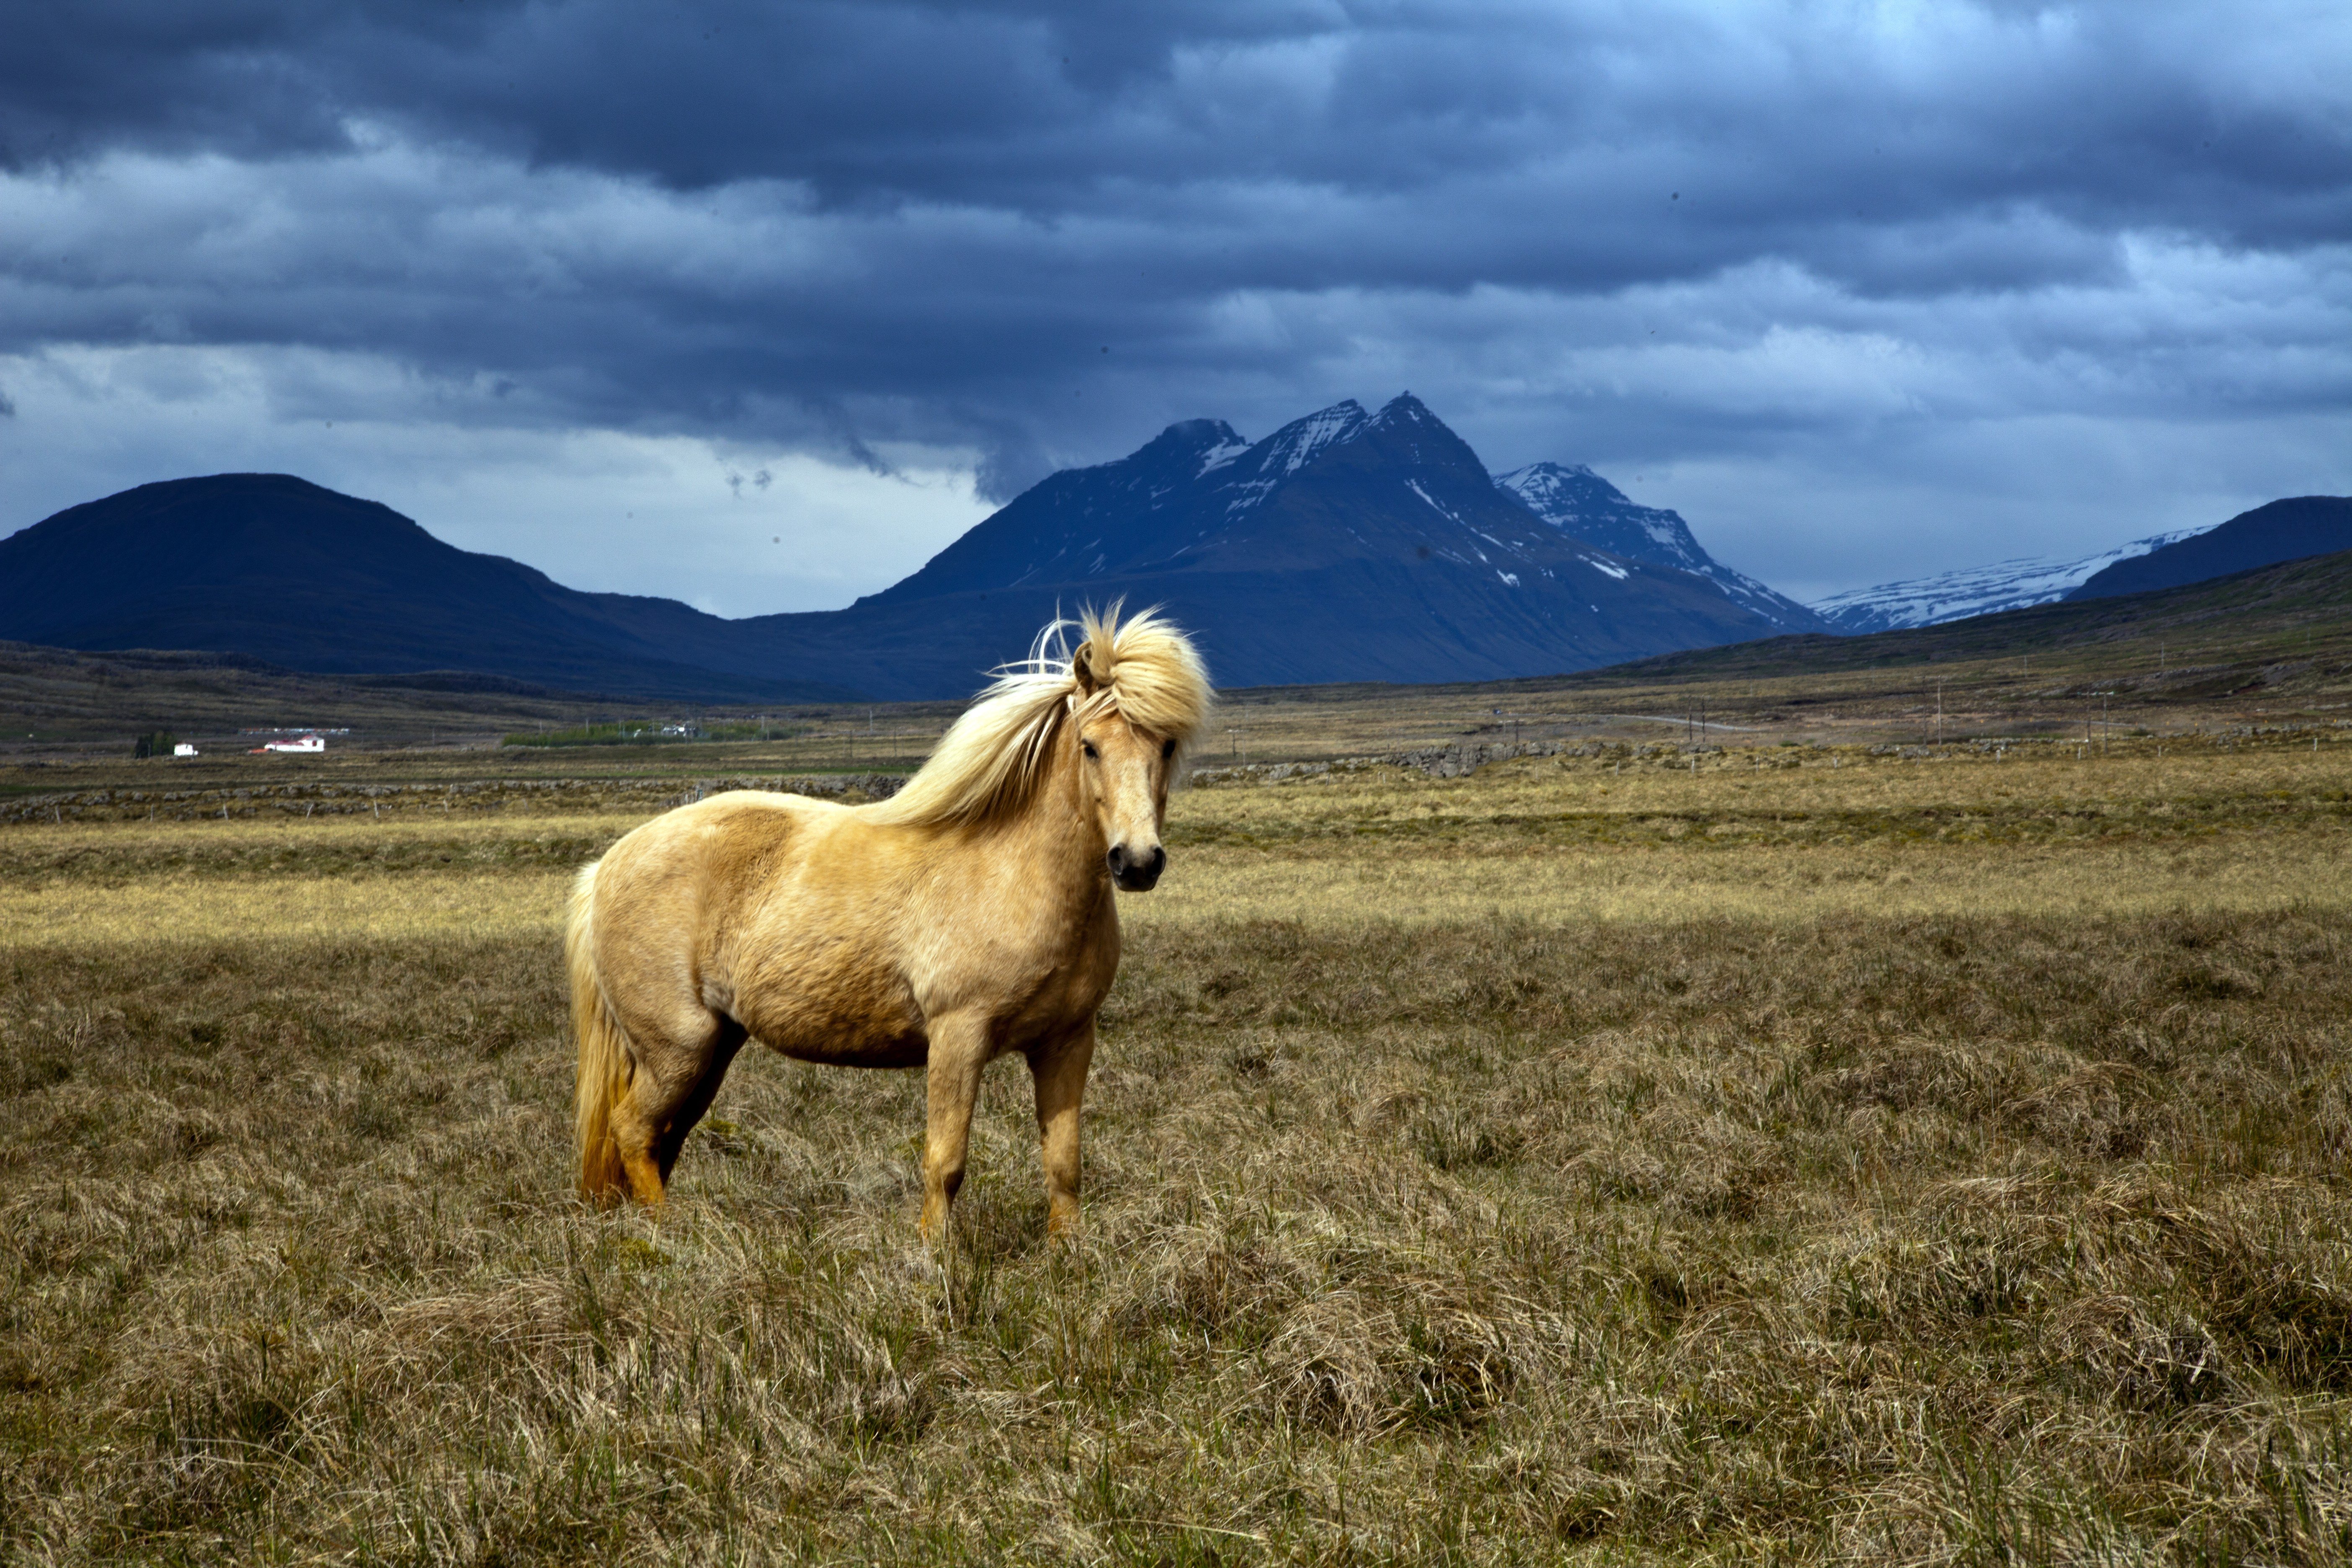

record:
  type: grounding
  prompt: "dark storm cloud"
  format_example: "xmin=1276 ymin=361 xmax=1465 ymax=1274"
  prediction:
xmin=15 ymin=3 xmax=2346 ymax=250
xmin=1 ymin=0 xmax=2347 ymax=581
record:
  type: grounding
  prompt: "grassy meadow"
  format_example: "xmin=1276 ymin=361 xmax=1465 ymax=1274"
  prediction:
xmin=4 ymin=729 xmax=2352 ymax=1563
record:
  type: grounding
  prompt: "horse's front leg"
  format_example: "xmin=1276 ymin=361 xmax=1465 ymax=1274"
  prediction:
xmin=1028 ymin=1021 xmax=1096 ymax=1238
xmin=920 ymin=1014 xmax=990 ymax=1241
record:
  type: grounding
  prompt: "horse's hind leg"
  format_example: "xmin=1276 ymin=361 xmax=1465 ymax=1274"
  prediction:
xmin=612 ymin=1013 xmax=747 ymax=1206
xmin=650 ymin=1016 xmax=747 ymax=1183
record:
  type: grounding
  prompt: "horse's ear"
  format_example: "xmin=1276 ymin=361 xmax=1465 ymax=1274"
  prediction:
xmin=1072 ymin=641 xmax=1104 ymax=696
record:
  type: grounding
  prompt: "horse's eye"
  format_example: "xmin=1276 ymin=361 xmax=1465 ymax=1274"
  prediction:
xmin=1082 ymin=741 xmax=1099 ymax=760
xmin=1160 ymin=738 xmax=1176 ymax=761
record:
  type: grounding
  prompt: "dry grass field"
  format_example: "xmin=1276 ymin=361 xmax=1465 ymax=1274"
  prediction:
xmin=5 ymin=726 xmax=2351 ymax=1565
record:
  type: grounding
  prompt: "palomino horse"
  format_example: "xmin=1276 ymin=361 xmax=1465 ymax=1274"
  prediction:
xmin=568 ymin=607 xmax=1212 ymax=1237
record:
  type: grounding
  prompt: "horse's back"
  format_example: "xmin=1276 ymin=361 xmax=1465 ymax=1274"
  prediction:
xmin=601 ymin=783 xmax=842 ymax=871
xmin=585 ymin=792 xmax=831 ymax=1003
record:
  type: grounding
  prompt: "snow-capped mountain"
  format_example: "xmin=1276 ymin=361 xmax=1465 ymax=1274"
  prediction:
xmin=855 ymin=393 xmax=1794 ymax=688
xmin=1495 ymin=463 xmax=1826 ymax=633
xmin=1810 ymin=529 xmax=2215 ymax=634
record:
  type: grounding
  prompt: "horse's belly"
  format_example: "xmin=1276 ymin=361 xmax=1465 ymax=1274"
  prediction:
xmin=766 ymin=1034 xmax=930 ymax=1070
xmin=734 ymin=949 xmax=929 ymax=1070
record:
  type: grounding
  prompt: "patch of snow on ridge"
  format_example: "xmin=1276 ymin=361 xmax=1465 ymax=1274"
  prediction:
xmin=1582 ymin=555 xmax=1630 ymax=580
xmin=1195 ymin=436 xmax=1250 ymax=475
xmin=1221 ymin=399 xmax=1368 ymax=516
xmin=1497 ymin=572 xmax=1520 ymax=588
xmin=1494 ymin=461 xmax=1599 ymax=511
xmin=1271 ymin=400 xmax=1368 ymax=476
xmin=1811 ymin=527 xmax=2215 ymax=633
xmin=1406 ymin=478 xmax=1452 ymax=519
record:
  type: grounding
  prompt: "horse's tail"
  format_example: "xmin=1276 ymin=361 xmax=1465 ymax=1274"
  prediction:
xmin=568 ymin=860 xmax=632 ymax=1207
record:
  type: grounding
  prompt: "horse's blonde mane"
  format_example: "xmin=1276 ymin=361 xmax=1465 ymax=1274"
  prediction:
xmin=867 ymin=605 xmax=1213 ymax=831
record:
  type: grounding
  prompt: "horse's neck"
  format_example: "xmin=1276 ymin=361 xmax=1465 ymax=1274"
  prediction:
xmin=997 ymin=731 xmax=1111 ymax=914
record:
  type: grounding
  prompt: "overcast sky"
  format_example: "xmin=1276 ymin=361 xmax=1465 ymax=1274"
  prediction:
xmin=3 ymin=1 xmax=2347 ymax=614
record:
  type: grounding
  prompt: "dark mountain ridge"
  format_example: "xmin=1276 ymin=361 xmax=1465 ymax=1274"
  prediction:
xmin=2068 ymin=496 xmax=2352 ymax=601
xmin=0 ymin=475 xmax=858 ymax=701
xmin=1 ymin=396 xmax=1814 ymax=698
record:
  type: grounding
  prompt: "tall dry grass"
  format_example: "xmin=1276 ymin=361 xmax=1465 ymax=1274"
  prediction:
xmin=3 ymin=743 xmax=2350 ymax=1563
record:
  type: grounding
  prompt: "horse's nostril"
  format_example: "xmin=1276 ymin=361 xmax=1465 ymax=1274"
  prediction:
xmin=1107 ymin=844 xmax=1163 ymax=885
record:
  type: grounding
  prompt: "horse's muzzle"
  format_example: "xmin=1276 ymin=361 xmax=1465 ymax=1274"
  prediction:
xmin=1107 ymin=843 xmax=1166 ymax=891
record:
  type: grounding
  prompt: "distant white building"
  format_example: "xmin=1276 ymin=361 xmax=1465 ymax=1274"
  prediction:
xmin=258 ymin=734 xmax=325 ymax=753
xmin=173 ymin=743 xmax=199 ymax=757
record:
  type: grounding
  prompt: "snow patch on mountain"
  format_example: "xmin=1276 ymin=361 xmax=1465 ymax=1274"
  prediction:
xmin=1195 ymin=434 xmax=1251 ymax=475
xmin=1223 ymin=399 xmax=1368 ymax=515
xmin=1281 ymin=401 xmax=1369 ymax=470
xmin=1810 ymin=527 xmax=2216 ymax=634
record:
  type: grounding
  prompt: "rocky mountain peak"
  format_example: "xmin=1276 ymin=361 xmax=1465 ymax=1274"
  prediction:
xmin=1129 ymin=418 xmax=1251 ymax=479
xmin=1496 ymin=462 xmax=1825 ymax=633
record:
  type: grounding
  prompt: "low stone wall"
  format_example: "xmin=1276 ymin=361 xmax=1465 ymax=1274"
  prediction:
xmin=1188 ymin=738 xmax=1597 ymax=789
xmin=0 ymin=772 xmax=907 ymax=826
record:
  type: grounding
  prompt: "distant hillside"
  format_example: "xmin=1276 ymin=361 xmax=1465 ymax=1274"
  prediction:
xmin=1493 ymin=463 xmax=1825 ymax=633
xmin=1579 ymin=545 xmax=2352 ymax=691
xmin=2069 ymin=496 xmax=2352 ymax=600
xmin=0 ymin=475 xmax=859 ymax=703
xmin=1810 ymin=528 xmax=2210 ymax=634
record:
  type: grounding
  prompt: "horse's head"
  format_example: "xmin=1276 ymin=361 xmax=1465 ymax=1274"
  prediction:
xmin=1069 ymin=622 xmax=1191 ymax=892
xmin=871 ymin=604 xmax=1210 ymax=877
